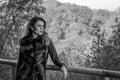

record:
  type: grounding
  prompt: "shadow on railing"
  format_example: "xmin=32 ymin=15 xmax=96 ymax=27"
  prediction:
xmin=0 ymin=59 xmax=120 ymax=80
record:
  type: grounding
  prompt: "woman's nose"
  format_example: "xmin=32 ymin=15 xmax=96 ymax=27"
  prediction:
xmin=40 ymin=27 xmax=43 ymax=30
xmin=39 ymin=27 xmax=43 ymax=30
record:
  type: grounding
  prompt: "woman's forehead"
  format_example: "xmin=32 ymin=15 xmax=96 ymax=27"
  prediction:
xmin=36 ymin=20 xmax=44 ymax=25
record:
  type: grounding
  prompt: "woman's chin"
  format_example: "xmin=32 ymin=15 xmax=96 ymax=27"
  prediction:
xmin=37 ymin=32 xmax=43 ymax=35
xmin=34 ymin=31 xmax=43 ymax=36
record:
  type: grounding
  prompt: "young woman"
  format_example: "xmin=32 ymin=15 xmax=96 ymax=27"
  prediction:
xmin=15 ymin=17 xmax=68 ymax=80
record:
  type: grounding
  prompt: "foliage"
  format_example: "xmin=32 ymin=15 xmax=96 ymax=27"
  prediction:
xmin=1 ymin=0 xmax=120 ymax=80
xmin=0 ymin=0 xmax=46 ymax=58
xmin=0 ymin=0 xmax=45 ymax=80
xmin=42 ymin=0 xmax=120 ymax=80
xmin=89 ymin=15 xmax=120 ymax=80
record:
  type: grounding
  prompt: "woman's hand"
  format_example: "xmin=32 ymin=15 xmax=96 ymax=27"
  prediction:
xmin=61 ymin=65 xmax=68 ymax=79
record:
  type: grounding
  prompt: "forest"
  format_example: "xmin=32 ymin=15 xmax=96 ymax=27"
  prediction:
xmin=0 ymin=0 xmax=120 ymax=80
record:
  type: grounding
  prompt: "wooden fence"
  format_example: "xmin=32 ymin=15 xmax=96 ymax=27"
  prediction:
xmin=0 ymin=59 xmax=120 ymax=80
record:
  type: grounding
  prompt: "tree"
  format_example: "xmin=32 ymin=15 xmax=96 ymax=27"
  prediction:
xmin=90 ymin=18 xmax=120 ymax=80
xmin=0 ymin=0 xmax=46 ymax=59
xmin=0 ymin=0 xmax=46 ymax=80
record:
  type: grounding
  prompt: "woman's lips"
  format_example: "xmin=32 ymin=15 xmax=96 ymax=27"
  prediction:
xmin=40 ymin=31 xmax=43 ymax=33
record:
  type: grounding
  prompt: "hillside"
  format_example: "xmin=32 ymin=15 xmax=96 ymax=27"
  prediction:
xmin=42 ymin=0 xmax=120 ymax=67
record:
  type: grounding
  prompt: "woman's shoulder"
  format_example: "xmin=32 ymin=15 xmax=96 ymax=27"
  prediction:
xmin=47 ymin=37 xmax=54 ymax=46
xmin=19 ymin=35 xmax=32 ymax=45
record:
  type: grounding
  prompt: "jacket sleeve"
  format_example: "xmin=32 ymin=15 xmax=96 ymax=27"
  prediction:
xmin=15 ymin=40 xmax=30 ymax=79
xmin=16 ymin=41 xmax=26 ymax=73
xmin=48 ymin=39 xmax=64 ymax=68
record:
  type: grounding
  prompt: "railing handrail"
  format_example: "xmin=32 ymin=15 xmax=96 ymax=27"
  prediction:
xmin=0 ymin=58 xmax=120 ymax=79
xmin=47 ymin=65 xmax=120 ymax=78
xmin=0 ymin=59 xmax=17 ymax=66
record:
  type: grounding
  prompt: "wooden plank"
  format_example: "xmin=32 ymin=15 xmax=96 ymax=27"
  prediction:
xmin=46 ymin=65 xmax=120 ymax=78
xmin=0 ymin=59 xmax=17 ymax=66
xmin=0 ymin=59 xmax=120 ymax=78
xmin=12 ymin=66 xmax=16 ymax=80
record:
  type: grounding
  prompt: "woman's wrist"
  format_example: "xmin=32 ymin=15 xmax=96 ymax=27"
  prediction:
xmin=61 ymin=64 xmax=67 ymax=70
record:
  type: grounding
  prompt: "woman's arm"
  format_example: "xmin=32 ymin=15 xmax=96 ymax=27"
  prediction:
xmin=48 ymin=39 xmax=68 ymax=79
xmin=16 ymin=41 xmax=26 ymax=71
xmin=48 ymin=39 xmax=64 ymax=68
xmin=16 ymin=40 xmax=30 ymax=79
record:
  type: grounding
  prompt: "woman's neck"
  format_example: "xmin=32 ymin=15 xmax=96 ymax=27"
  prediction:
xmin=33 ymin=33 xmax=38 ymax=39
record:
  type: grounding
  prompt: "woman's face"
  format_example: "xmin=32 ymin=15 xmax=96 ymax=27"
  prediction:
xmin=33 ymin=20 xmax=45 ymax=35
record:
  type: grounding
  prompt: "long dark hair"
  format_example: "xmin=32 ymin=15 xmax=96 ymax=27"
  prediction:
xmin=26 ymin=16 xmax=46 ymax=37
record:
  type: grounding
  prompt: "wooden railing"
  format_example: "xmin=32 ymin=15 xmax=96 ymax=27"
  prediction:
xmin=0 ymin=59 xmax=120 ymax=80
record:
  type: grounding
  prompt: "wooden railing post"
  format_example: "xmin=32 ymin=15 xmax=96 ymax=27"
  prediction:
xmin=12 ymin=65 xmax=16 ymax=80
xmin=0 ymin=59 xmax=17 ymax=80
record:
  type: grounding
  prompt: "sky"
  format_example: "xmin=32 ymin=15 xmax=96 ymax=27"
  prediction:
xmin=1 ymin=0 xmax=120 ymax=11
xmin=56 ymin=0 xmax=120 ymax=11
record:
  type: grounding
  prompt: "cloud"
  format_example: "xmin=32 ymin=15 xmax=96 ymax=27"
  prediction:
xmin=56 ymin=0 xmax=120 ymax=11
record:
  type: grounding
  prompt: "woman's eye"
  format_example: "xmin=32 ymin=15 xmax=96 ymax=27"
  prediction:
xmin=39 ymin=25 xmax=43 ymax=27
